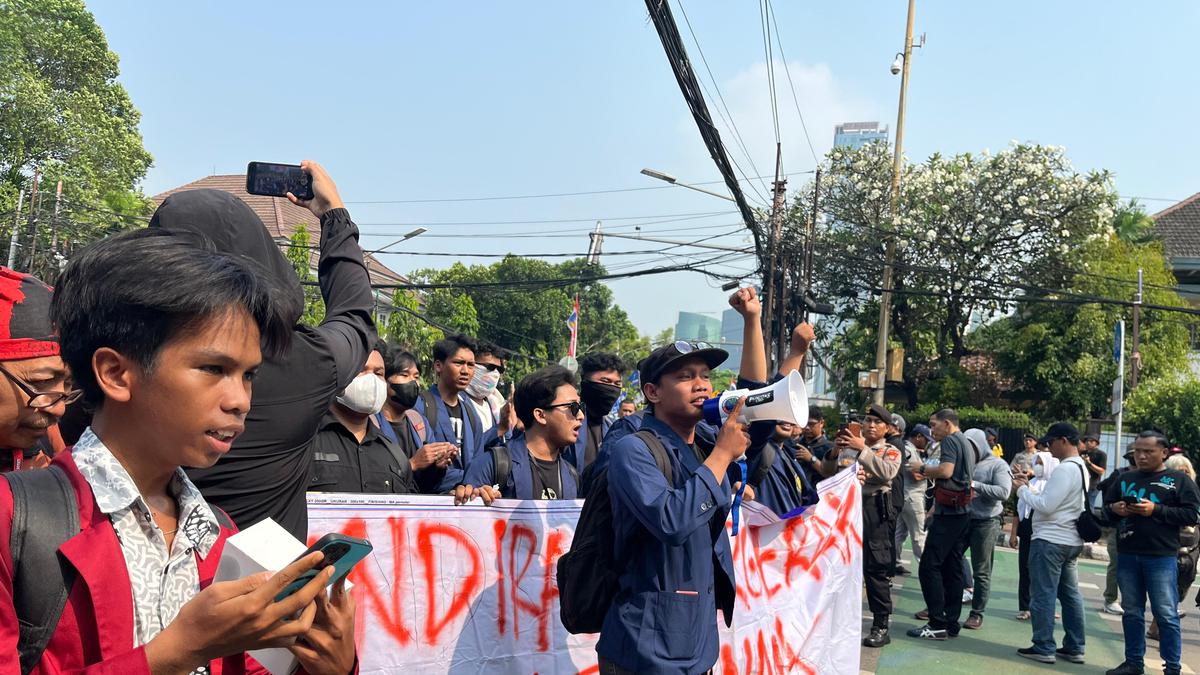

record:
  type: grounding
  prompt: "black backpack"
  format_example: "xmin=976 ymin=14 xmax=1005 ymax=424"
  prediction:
xmin=489 ymin=445 xmax=579 ymax=498
xmin=557 ymin=429 xmax=673 ymax=634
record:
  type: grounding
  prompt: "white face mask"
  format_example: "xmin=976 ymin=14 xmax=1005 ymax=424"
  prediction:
xmin=467 ymin=365 xmax=501 ymax=400
xmin=1033 ymin=464 xmax=1045 ymax=478
xmin=336 ymin=373 xmax=388 ymax=415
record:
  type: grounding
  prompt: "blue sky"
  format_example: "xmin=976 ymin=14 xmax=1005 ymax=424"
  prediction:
xmin=89 ymin=1 xmax=1200 ymax=339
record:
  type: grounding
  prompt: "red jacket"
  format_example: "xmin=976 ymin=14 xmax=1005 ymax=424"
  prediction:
xmin=0 ymin=452 xmax=267 ymax=674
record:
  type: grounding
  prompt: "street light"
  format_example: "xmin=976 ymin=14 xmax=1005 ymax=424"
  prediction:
xmin=377 ymin=227 xmax=428 ymax=252
xmin=640 ymin=167 xmax=735 ymax=202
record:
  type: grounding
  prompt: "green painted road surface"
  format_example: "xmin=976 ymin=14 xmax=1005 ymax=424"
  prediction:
xmin=861 ymin=545 xmax=1200 ymax=674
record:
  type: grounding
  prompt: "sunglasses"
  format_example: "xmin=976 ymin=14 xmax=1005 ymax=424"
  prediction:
xmin=0 ymin=363 xmax=83 ymax=410
xmin=673 ymin=340 xmax=713 ymax=353
xmin=542 ymin=401 xmax=583 ymax=417
xmin=479 ymin=362 xmax=505 ymax=374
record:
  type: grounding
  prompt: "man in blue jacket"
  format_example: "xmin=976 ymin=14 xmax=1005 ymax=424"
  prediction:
xmin=598 ymin=341 xmax=749 ymax=674
xmin=457 ymin=365 xmax=583 ymax=502
xmin=413 ymin=334 xmax=487 ymax=493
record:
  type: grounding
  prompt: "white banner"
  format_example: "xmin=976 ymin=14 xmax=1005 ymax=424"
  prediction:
xmin=306 ymin=466 xmax=862 ymax=674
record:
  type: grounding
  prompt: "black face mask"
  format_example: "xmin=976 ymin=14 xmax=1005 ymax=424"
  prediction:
xmin=580 ymin=380 xmax=622 ymax=419
xmin=390 ymin=380 xmax=421 ymax=409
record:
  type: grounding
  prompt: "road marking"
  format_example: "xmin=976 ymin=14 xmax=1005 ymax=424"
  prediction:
xmin=1078 ymin=582 xmax=1100 ymax=590
xmin=1096 ymin=611 xmax=1122 ymax=623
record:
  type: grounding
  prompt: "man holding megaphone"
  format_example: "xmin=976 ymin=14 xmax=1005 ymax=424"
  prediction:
xmin=822 ymin=403 xmax=903 ymax=648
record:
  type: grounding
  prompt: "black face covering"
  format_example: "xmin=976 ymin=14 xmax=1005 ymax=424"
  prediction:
xmin=390 ymin=380 xmax=421 ymax=409
xmin=581 ymin=380 xmax=622 ymax=419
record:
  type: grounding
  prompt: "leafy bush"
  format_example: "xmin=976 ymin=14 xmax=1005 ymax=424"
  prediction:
xmin=1124 ymin=375 xmax=1200 ymax=465
xmin=905 ymin=403 xmax=1032 ymax=432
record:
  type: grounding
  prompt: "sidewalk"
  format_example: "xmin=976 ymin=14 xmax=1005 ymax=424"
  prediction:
xmin=861 ymin=544 xmax=1200 ymax=674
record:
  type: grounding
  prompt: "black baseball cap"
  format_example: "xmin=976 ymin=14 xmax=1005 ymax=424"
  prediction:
xmin=1038 ymin=422 xmax=1080 ymax=446
xmin=1083 ymin=433 xmax=1100 ymax=442
xmin=638 ymin=340 xmax=729 ymax=386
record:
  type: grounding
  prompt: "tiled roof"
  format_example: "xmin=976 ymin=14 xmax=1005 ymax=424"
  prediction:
xmin=151 ymin=175 xmax=406 ymax=286
xmin=1152 ymin=191 xmax=1200 ymax=259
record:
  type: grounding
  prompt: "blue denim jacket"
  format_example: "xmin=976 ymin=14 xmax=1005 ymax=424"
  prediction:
xmin=462 ymin=436 xmax=580 ymax=500
xmin=597 ymin=414 xmax=735 ymax=674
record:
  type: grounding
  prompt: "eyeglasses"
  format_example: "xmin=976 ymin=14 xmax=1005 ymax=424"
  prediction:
xmin=673 ymin=340 xmax=713 ymax=353
xmin=479 ymin=362 xmax=505 ymax=374
xmin=0 ymin=363 xmax=82 ymax=410
xmin=542 ymin=401 xmax=583 ymax=417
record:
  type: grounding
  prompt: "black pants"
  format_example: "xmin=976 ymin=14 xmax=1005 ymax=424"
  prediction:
xmin=1017 ymin=516 xmax=1032 ymax=611
xmin=863 ymin=491 xmax=896 ymax=627
xmin=919 ymin=512 xmax=971 ymax=633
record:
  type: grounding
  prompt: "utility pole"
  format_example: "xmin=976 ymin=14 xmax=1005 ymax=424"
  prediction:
xmin=763 ymin=143 xmax=787 ymax=371
xmin=1130 ymin=268 xmax=1143 ymax=389
xmin=51 ymin=180 xmax=63 ymax=252
xmin=23 ymin=167 xmax=41 ymax=272
xmin=872 ymin=0 xmax=916 ymax=404
xmin=7 ymin=190 xmax=24 ymax=269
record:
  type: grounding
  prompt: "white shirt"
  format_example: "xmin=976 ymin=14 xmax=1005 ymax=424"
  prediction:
xmin=1018 ymin=455 xmax=1086 ymax=546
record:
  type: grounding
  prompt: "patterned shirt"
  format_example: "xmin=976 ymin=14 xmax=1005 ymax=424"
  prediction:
xmin=72 ymin=428 xmax=220 ymax=650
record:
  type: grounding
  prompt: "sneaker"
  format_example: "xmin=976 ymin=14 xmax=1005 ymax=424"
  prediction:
xmin=1102 ymin=601 xmax=1124 ymax=615
xmin=962 ymin=589 xmax=974 ymax=603
xmin=906 ymin=624 xmax=948 ymax=641
xmin=914 ymin=608 xmax=930 ymax=621
xmin=1014 ymin=610 xmax=1031 ymax=621
xmin=1055 ymin=648 xmax=1085 ymax=664
xmin=964 ymin=613 xmax=983 ymax=630
xmin=862 ymin=626 xmax=891 ymax=648
xmin=1016 ymin=647 xmax=1055 ymax=664
xmin=1104 ymin=662 xmax=1144 ymax=675
xmin=892 ymin=565 xmax=910 ymax=576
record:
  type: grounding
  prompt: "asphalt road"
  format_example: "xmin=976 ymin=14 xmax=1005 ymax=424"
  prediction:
xmin=860 ymin=543 xmax=1200 ymax=674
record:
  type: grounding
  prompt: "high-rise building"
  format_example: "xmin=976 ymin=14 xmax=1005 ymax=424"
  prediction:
xmin=675 ymin=311 xmax=722 ymax=344
xmin=833 ymin=121 xmax=889 ymax=151
xmin=719 ymin=309 xmax=744 ymax=375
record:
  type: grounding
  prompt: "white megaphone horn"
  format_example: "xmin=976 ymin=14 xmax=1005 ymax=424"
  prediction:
xmin=702 ymin=370 xmax=808 ymax=427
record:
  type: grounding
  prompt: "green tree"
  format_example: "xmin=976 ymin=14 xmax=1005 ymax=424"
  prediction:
xmin=790 ymin=142 xmax=1118 ymax=406
xmin=283 ymin=225 xmax=325 ymax=326
xmin=1124 ymin=376 xmax=1200 ymax=465
xmin=1 ymin=0 xmax=153 ymax=277
xmin=381 ymin=289 xmax=440 ymax=362
xmin=975 ymin=235 xmax=1190 ymax=420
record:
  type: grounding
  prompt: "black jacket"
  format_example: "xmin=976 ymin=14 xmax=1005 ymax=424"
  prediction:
xmin=151 ymin=190 xmax=375 ymax=538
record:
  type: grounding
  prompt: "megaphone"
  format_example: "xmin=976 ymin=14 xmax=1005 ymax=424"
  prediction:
xmin=702 ymin=370 xmax=808 ymax=427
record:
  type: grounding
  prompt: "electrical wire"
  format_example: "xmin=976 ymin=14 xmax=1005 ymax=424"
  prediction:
xmin=766 ymin=0 xmax=819 ymax=166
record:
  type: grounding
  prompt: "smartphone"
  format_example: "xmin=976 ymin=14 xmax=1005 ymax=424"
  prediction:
xmin=246 ymin=161 xmax=314 ymax=200
xmin=274 ymin=533 xmax=372 ymax=602
xmin=846 ymin=421 xmax=862 ymax=436
xmin=1122 ymin=495 xmax=1141 ymax=506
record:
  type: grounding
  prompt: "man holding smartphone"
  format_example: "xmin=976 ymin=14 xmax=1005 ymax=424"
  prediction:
xmin=1102 ymin=430 xmax=1200 ymax=675
xmin=823 ymin=403 xmax=902 ymax=648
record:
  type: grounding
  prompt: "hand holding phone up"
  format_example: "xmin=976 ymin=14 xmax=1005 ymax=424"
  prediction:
xmin=287 ymin=160 xmax=344 ymax=218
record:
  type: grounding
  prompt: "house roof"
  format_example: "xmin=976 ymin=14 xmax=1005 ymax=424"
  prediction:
xmin=151 ymin=174 xmax=406 ymax=286
xmin=1152 ymin=191 xmax=1200 ymax=259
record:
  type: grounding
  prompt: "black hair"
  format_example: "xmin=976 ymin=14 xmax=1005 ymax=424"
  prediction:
xmin=514 ymin=365 xmax=576 ymax=429
xmin=473 ymin=339 xmax=503 ymax=361
xmin=579 ymin=352 xmax=627 ymax=378
xmin=51 ymin=228 xmax=292 ymax=406
xmin=1136 ymin=429 xmax=1169 ymax=449
xmin=807 ymin=405 xmax=825 ymax=422
xmin=931 ymin=408 xmax=959 ymax=425
xmin=432 ymin=334 xmax=476 ymax=362
xmin=385 ymin=347 xmax=419 ymax=378
xmin=372 ymin=338 xmax=390 ymax=362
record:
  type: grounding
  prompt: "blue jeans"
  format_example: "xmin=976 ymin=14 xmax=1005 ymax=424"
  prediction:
xmin=1117 ymin=553 xmax=1181 ymax=671
xmin=1029 ymin=538 xmax=1085 ymax=656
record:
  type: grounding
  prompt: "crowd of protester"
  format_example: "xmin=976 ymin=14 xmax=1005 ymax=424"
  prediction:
xmin=0 ymin=160 xmax=1196 ymax=674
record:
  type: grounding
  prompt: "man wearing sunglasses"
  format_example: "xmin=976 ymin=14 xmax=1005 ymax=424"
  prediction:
xmin=456 ymin=365 xmax=582 ymax=503
xmin=0 ymin=268 xmax=79 ymax=472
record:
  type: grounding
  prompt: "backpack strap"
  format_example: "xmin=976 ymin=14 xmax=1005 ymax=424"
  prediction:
xmin=403 ymin=408 xmax=428 ymax=445
xmin=491 ymin=445 xmax=512 ymax=492
xmin=634 ymin=430 xmax=673 ymax=485
xmin=419 ymin=390 xmax=440 ymax=431
xmin=6 ymin=465 xmax=80 ymax=674
xmin=750 ymin=441 xmax=776 ymax=487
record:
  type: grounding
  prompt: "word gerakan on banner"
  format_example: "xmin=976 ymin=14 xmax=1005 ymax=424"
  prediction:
xmin=306 ymin=466 xmax=862 ymax=675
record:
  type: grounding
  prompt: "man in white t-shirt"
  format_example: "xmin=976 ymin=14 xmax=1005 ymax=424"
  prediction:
xmin=1012 ymin=422 xmax=1088 ymax=665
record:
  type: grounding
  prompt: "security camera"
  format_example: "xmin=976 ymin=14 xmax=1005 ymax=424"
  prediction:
xmin=890 ymin=54 xmax=903 ymax=75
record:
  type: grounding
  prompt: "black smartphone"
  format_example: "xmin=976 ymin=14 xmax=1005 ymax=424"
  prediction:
xmin=246 ymin=161 xmax=314 ymax=200
xmin=1122 ymin=495 xmax=1141 ymax=506
xmin=274 ymin=533 xmax=372 ymax=602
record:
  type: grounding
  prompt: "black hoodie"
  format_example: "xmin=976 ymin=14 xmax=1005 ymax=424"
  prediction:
xmin=150 ymin=189 xmax=375 ymax=538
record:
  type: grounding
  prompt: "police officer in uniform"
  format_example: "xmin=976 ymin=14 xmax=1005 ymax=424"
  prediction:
xmin=822 ymin=403 xmax=902 ymax=648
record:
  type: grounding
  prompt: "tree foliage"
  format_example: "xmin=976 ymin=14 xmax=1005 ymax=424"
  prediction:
xmin=1125 ymin=376 xmax=1200 ymax=465
xmin=283 ymin=225 xmax=326 ymax=326
xmin=1 ymin=0 xmax=153 ymax=279
xmin=787 ymin=142 xmax=1119 ymax=407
